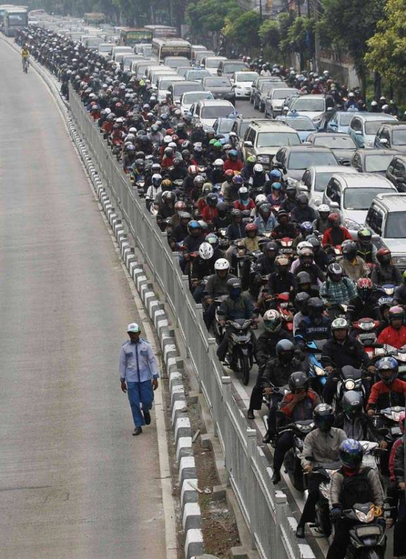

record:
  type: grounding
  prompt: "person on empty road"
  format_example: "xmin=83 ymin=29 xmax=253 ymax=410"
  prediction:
xmin=119 ymin=323 xmax=159 ymax=436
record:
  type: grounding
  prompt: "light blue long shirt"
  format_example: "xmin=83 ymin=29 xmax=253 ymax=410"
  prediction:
xmin=119 ymin=338 xmax=159 ymax=383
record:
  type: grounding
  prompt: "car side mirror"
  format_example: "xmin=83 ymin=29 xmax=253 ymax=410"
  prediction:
xmin=330 ymin=201 xmax=339 ymax=209
xmin=380 ymin=138 xmax=388 ymax=145
xmin=355 ymin=130 xmax=362 ymax=135
xmin=244 ymin=141 xmax=253 ymax=148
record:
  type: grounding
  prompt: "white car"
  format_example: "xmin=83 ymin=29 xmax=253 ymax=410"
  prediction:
xmin=190 ymin=99 xmax=237 ymax=130
xmin=300 ymin=165 xmax=360 ymax=208
xmin=203 ymin=56 xmax=227 ymax=76
xmin=289 ymin=94 xmax=329 ymax=121
xmin=180 ymin=91 xmax=214 ymax=114
xmin=232 ymin=71 xmax=259 ymax=99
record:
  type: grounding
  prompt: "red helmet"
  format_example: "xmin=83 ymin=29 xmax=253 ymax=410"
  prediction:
xmin=225 ymin=169 xmax=235 ymax=177
xmin=328 ymin=212 xmax=341 ymax=224
xmin=376 ymin=247 xmax=391 ymax=264
xmin=245 ymin=223 xmax=258 ymax=233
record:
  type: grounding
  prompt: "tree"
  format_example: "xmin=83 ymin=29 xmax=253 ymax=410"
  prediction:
xmin=259 ymin=19 xmax=281 ymax=51
xmin=186 ymin=0 xmax=242 ymax=41
xmin=222 ymin=10 xmax=261 ymax=52
xmin=365 ymin=0 xmax=406 ymax=92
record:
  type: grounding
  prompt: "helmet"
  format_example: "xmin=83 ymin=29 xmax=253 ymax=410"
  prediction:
xmin=194 ymin=175 xmax=205 ymax=186
xmin=356 ymin=278 xmax=373 ymax=301
xmin=263 ymin=309 xmax=282 ymax=333
xmin=245 ymin=223 xmax=258 ymax=234
xmin=327 ymin=262 xmax=343 ymax=279
xmin=259 ymin=203 xmax=271 ymax=216
xmin=253 ymin=163 xmax=264 ymax=173
xmin=376 ymin=247 xmax=391 ymax=265
xmin=214 ymin=158 xmax=224 ymax=167
xmin=161 ymin=179 xmax=173 ymax=191
xmin=188 ymin=165 xmax=198 ymax=176
xmin=297 ymin=241 xmax=313 ymax=253
xmin=175 ymin=201 xmax=186 ymax=211
xmin=207 ymin=192 xmax=218 ymax=207
xmin=187 ymin=220 xmax=202 ymax=234
xmin=297 ymin=194 xmax=309 ymax=206
xmin=265 ymin=241 xmax=279 ymax=254
xmin=231 ymin=208 xmax=242 ymax=219
xmin=388 ymin=305 xmax=405 ymax=322
xmin=296 ymin=271 xmax=312 ymax=287
xmin=198 ymin=242 xmax=214 ymax=260
xmin=227 ymin=277 xmax=242 ymax=297
xmin=307 ymin=236 xmax=321 ymax=249
xmin=358 ymin=228 xmax=372 ymax=243
xmin=277 ymin=210 xmax=289 ymax=221
xmin=228 ymin=149 xmax=238 ymax=159
xmin=152 ymin=173 xmax=162 ymax=186
xmin=232 ymin=175 xmax=243 ymax=186
xmin=377 ymin=356 xmax=399 ymax=385
xmin=339 ymin=439 xmax=363 ymax=469
xmin=300 ymin=221 xmax=313 ymax=236
xmin=255 ymin=194 xmax=267 ymax=205
xmin=238 ymin=186 xmax=249 ymax=200
xmin=342 ymin=390 xmax=363 ymax=419
xmin=294 ymin=291 xmax=310 ymax=312
xmin=205 ymin=233 xmax=219 ymax=249
xmin=307 ymin=297 xmax=324 ymax=316
xmin=247 ymin=155 xmax=257 ymax=164
xmin=327 ymin=212 xmax=341 ymax=225
xmin=331 ymin=317 xmax=349 ymax=332
xmin=313 ymin=403 xmax=335 ymax=432
xmin=275 ymin=339 xmax=295 ymax=363
xmin=162 ymin=191 xmax=176 ymax=203
xmin=214 ymin=258 xmax=230 ymax=271
xmin=272 ymin=182 xmax=282 ymax=190
xmin=275 ymin=255 xmax=290 ymax=270
xmin=269 ymin=169 xmax=282 ymax=180
xmin=342 ymin=240 xmax=357 ymax=260
xmin=289 ymin=371 xmax=309 ymax=393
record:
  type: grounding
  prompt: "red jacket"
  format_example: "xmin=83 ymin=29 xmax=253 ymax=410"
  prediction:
xmin=233 ymin=199 xmax=255 ymax=211
xmin=224 ymin=160 xmax=243 ymax=172
xmin=280 ymin=389 xmax=320 ymax=419
xmin=367 ymin=378 xmax=406 ymax=410
xmin=377 ymin=325 xmax=406 ymax=349
xmin=322 ymin=226 xmax=353 ymax=247
xmin=201 ymin=206 xmax=218 ymax=223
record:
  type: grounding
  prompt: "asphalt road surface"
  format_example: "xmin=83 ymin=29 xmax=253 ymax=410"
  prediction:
xmin=0 ymin=41 xmax=166 ymax=559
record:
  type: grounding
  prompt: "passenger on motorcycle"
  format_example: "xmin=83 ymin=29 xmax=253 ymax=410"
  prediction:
xmin=320 ymin=263 xmax=357 ymax=306
xmin=307 ymin=236 xmax=331 ymax=272
xmin=356 ymin=228 xmax=377 ymax=264
xmin=367 ymin=357 xmax=406 ymax=415
xmin=222 ymin=172 xmax=240 ymax=204
xmin=326 ymin=439 xmax=384 ymax=559
xmin=266 ymin=182 xmax=285 ymax=207
xmin=266 ymin=255 xmax=296 ymax=300
xmin=224 ymin=149 xmax=243 ymax=172
xmin=238 ymin=223 xmax=260 ymax=253
xmin=296 ymin=404 xmax=346 ymax=538
xmin=281 ymin=184 xmax=298 ymax=213
xmin=293 ymin=292 xmax=310 ymax=336
xmin=264 ymin=168 xmax=284 ymax=196
xmin=339 ymin=241 xmax=368 ymax=282
xmin=272 ymin=210 xmax=298 ymax=239
xmin=253 ymin=203 xmax=276 ymax=234
xmin=377 ymin=306 xmax=406 ymax=349
xmin=322 ymin=213 xmax=353 ymax=248
xmin=371 ymin=248 xmax=402 ymax=285
xmin=216 ymin=278 xmax=257 ymax=363
xmin=346 ymin=278 xmax=380 ymax=322
xmin=296 ymin=297 xmax=331 ymax=344
xmin=171 ymin=212 xmax=191 ymax=244
xmin=273 ymin=372 xmax=320 ymax=484
xmin=321 ymin=318 xmax=374 ymax=404
xmin=233 ymin=186 xmax=255 ymax=211
xmin=291 ymin=194 xmax=317 ymax=225
xmin=312 ymin=204 xmax=331 ymax=234
xmin=293 ymin=247 xmax=325 ymax=285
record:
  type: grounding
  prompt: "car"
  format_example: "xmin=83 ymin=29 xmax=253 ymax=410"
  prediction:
xmin=176 ymin=66 xmax=193 ymax=78
xmin=217 ymin=59 xmax=249 ymax=77
xmin=242 ymin=120 xmax=301 ymax=169
xmin=365 ymin=194 xmax=406 ymax=269
xmin=164 ymin=56 xmax=191 ymax=69
xmin=300 ymin=165 xmax=359 ymax=207
xmin=121 ymin=54 xmax=144 ymax=71
xmin=97 ymin=43 xmax=113 ymax=57
xmin=386 ymin=155 xmax=406 ymax=192
xmin=254 ymin=80 xmax=286 ymax=112
xmin=156 ymin=76 xmax=185 ymax=98
xmin=203 ymin=56 xmax=227 ymax=76
xmin=232 ymin=71 xmax=259 ymax=99
xmin=323 ymin=173 xmax=397 ymax=229
xmin=351 ymin=149 xmax=399 ymax=175
xmin=305 ymin=132 xmax=357 ymax=165
xmin=374 ymin=123 xmax=406 ymax=153
xmin=289 ymin=95 xmax=332 ymax=121
xmin=250 ymin=76 xmax=283 ymax=104
xmin=190 ymin=99 xmax=237 ymax=130
xmin=195 ymin=50 xmax=215 ymax=66
xmin=213 ymin=117 xmax=238 ymax=142
xmin=326 ymin=109 xmax=360 ymax=133
xmin=202 ymin=76 xmax=235 ymax=104
xmin=348 ymin=113 xmax=398 ymax=149
xmin=180 ymin=91 xmax=214 ymax=115
xmin=230 ymin=117 xmax=268 ymax=141
xmin=184 ymin=68 xmax=211 ymax=82
xmin=276 ymin=114 xmax=317 ymax=143
xmin=273 ymin=146 xmax=338 ymax=181
xmin=191 ymin=45 xmax=206 ymax=61
xmin=168 ymin=81 xmax=205 ymax=104
xmin=264 ymin=87 xmax=299 ymax=118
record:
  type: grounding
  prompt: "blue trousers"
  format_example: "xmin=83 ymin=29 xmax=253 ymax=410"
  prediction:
xmin=127 ymin=380 xmax=154 ymax=427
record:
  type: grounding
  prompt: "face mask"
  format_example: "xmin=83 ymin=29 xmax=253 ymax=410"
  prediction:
xmin=230 ymin=289 xmax=241 ymax=300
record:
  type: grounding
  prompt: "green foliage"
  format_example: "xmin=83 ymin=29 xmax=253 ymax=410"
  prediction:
xmin=259 ymin=19 xmax=281 ymax=50
xmin=223 ymin=10 xmax=261 ymax=51
xmin=186 ymin=0 xmax=242 ymax=38
xmin=279 ymin=15 xmax=314 ymax=56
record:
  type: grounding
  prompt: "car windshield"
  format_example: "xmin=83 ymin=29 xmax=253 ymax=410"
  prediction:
xmin=385 ymin=212 xmax=406 ymax=238
xmin=223 ymin=62 xmax=247 ymax=73
xmin=183 ymin=92 xmax=213 ymax=104
xmin=159 ymin=78 xmax=183 ymax=90
xmin=364 ymin=154 xmax=394 ymax=172
xmin=289 ymin=151 xmax=337 ymax=170
xmin=187 ymin=71 xmax=210 ymax=80
xmin=344 ymin=188 xmax=393 ymax=210
xmin=314 ymin=172 xmax=337 ymax=192
xmin=285 ymin=118 xmax=315 ymax=131
xmin=235 ymin=72 xmax=257 ymax=82
xmin=260 ymin=82 xmax=276 ymax=93
xmin=201 ymin=106 xmax=234 ymax=119
xmin=292 ymin=98 xmax=325 ymax=111
xmin=338 ymin=113 xmax=355 ymax=126
xmin=173 ymin=83 xmax=204 ymax=95
xmin=257 ymin=132 xmax=300 ymax=148
xmin=273 ymin=89 xmax=297 ymax=99
xmin=313 ymin=135 xmax=356 ymax=149
xmin=205 ymin=59 xmax=224 ymax=68
xmin=392 ymin=129 xmax=406 ymax=146
xmin=204 ymin=78 xmax=231 ymax=87
xmin=99 ymin=45 xmax=112 ymax=52
xmin=216 ymin=119 xmax=235 ymax=133
xmin=365 ymin=120 xmax=394 ymax=135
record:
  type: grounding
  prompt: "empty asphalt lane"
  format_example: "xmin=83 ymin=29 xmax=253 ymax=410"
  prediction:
xmin=0 ymin=41 xmax=166 ymax=559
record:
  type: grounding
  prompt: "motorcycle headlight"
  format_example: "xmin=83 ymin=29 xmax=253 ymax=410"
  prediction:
xmin=314 ymin=366 xmax=326 ymax=377
xmin=355 ymin=506 xmax=375 ymax=523
xmin=345 ymin=380 xmax=355 ymax=390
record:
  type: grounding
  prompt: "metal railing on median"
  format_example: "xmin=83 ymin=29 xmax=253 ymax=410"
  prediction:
xmin=69 ymin=85 xmax=315 ymax=559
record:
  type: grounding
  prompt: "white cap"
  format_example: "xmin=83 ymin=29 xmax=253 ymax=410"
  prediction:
xmin=127 ymin=323 xmax=141 ymax=333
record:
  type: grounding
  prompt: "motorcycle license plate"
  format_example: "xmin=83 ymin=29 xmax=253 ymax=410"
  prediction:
xmin=391 ymin=426 xmax=402 ymax=436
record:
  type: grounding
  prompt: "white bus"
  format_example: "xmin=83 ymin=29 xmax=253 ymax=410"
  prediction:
xmin=151 ymin=38 xmax=192 ymax=63
xmin=144 ymin=24 xmax=177 ymax=38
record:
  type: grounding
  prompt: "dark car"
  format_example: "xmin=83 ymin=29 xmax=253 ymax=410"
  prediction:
xmin=351 ymin=148 xmax=399 ymax=176
xmin=202 ymin=76 xmax=235 ymax=104
xmin=272 ymin=146 xmax=338 ymax=181
xmin=305 ymin=132 xmax=357 ymax=165
xmin=386 ymin=155 xmax=406 ymax=192
xmin=375 ymin=123 xmax=406 ymax=154
xmin=254 ymin=79 xmax=286 ymax=112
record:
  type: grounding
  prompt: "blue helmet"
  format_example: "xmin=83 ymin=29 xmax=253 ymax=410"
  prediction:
xmin=270 ymin=169 xmax=282 ymax=179
xmin=272 ymin=181 xmax=282 ymax=190
xmin=339 ymin=439 xmax=363 ymax=469
xmin=376 ymin=356 xmax=398 ymax=385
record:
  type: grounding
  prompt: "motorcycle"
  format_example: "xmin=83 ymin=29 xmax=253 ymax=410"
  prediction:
xmin=352 ymin=318 xmax=381 ymax=360
xmin=337 ymin=502 xmax=387 ymax=559
xmin=279 ymin=418 xmax=315 ymax=492
xmin=377 ymin=283 xmax=396 ymax=298
xmin=313 ymin=461 xmax=341 ymax=537
xmin=224 ymin=319 xmax=255 ymax=385
xmin=277 ymin=236 xmax=296 ymax=260
xmin=304 ymin=339 xmax=328 ymax=395
xmin=373 ymin=344 xmax=406 ymax=380
xmin=373 ymin=406 xmax=405 ymax=447
xmin=334 ymin=365 xmax=368 ymax=411
xmin=275 ymin=292 xmax=294 ymax=331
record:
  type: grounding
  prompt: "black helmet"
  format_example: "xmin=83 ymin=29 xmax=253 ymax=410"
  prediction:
xmin=288 ymin=371 xmax=309 ymax=392
xmin=265 ymin=241 xmax=279 ymax=254
xmin=297 ymin=194 xmax=309 ymax=206
xmin=275 ymin=339 xmax=295 ymax=364
xmin=296 ymin=271 xmax=311 ymax=287
xmin=231 ymin=208 xmax=242 ymax=219
xmin=207 ymin=192 xmax=218 ymax=207
xmin=342 ymin=240 xmax=357 ymax=260
xmin=327 ymin=262 xmax=343 ymax=279
xmin=339 ymin=439 xmax=363 ymax=469
xmin=227 ymin=277 xmax=242 ymax=292
xmin=342 ymin=390 xmax=363 ymax=419
xmin=307 ymin=297 xmax=324 ymax=316
xmin=294 ymin=291 xmax=310 ymax=312
xmin=313 ymin=403 xmax=334 ymax=433
xmin=216 ymin=202 xmax=228 ymax=217
xmin=307 ymin=236 xmax=321 ymax=249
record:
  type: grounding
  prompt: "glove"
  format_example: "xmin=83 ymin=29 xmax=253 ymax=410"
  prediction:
xmin=330 ymin=505 xmax=342 ymax=521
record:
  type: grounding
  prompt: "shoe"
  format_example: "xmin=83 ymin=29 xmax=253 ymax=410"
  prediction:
xmin=247 ymin=409 xmax=255 ymax=420
xmin=272 ymin=471 xmax=281 ymax=484
xmin=133 ymin=427 xmax=143 ymax=436
xmin=143 ymin=410 xmax=151 ymax=425
xmin=262 ymin=432 xmax=272 ymax=444
xmin=296 ymin=525 xmax=305 ymax=539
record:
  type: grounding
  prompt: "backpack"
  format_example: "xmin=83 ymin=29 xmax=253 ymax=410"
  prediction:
xmin=338 ymin=467 xmax=373 ymax=509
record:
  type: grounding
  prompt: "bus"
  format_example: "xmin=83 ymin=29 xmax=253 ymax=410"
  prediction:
xmin=84 ymin=12 xmax=105 ymax=25
xmin=119 ymin=27 xmax=153 ymax=46
xmin=144 ymin=24 xmax=178 ymax=38
xmin=152 ymin=38 xmax=192 ymax=62
xmin=3 ymin=6 xmax=28 ymax=36
xmin=0 ymin=4 xmax=16 ymax=31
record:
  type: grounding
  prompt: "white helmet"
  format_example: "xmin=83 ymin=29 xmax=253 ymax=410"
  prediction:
xmin=253 ymin=163 xmax=264 ymax=173
xmin=214 ymin=258 xmax=230 ymax=271
xmin=255 ymin=194 xmax=267 ymax=205
xmin=297 ymin=241 xmax=313 ymax=254
xmin=214 ymin=158 xmax=224 ymax=167
xmin=199 ymin=242 xmax=214 ymax=260
xmin=238 ymin=186 xmax=249 ymax=196
xmin=318 ymin=204 xmax=331 ymax=214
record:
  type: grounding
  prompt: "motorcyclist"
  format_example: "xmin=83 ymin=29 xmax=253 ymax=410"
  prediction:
xmin=321 ymin=318 xmax=375 ymax=404
xmin=296 ymin=404 xmax=347 ymax=538
xmin=346 ymin=278 xmax=380 ymax=322
xmin=296 ymin=297 xmax=331 ymax=344
xmin=377 ymin=305 xmax=406 ymax=348
xmin=281 ymin=184 xmax=298 ymax=213
xmin=371 ymin=248 xmax=402 ymax=285
xmin=293 ymin=247 xmax=325 ymax=286
xmin=240 ymin=155 xmax=257 ymax=181
xmin=224 ymin=149 xmax=243 ymax=172
xmin=201 ymin=193 xmax=219 ymax=223
xmin=307 ymin=236 xmax=331 ymax=272
xmin=290 ymin=194 xmax=317 ymax=225
xmin=250 ymin=163 xmax=267 ymax=189
xmin=273 ymin=372 xmax=321 ymax=484
xmin=320 ymin=263 xmax=357 ymax=306
xmin=216 ymin=278 xmax=257 ymax=363
xmin=212 ymin=202 xmax=231 ymax=231
xmin=322 ymin=213 xmax=353 ymax=248
xmin=203 ymin=258 xmax=236 ymax=329
xmin=226 ymin=209 xmax=246 ymax=241
xmin=356 ymin=228 xmax=377 ymax=264
xmin=293 ymin=292 xmax=310 ymax=336
xmin=313 ymin=204 xmax=331 ymax=234
xmin=339 ymin=240 xmax=368 ymax=281
xmin=266 ymin=255 xmax=296 ymax=299
xmin=171 ymin=212 xmax=191 ymax=244
xmin=254 ymin=241 xmax=278 ymax=276
xmin=272 ymin=210 xmax=298 ymax=240
xmin=222 ymin=173 xmax=241 ymax=204
xmin=334 ymin=391 xmax=382 ymax=442
xmin=266 ymin=182 xmax=285 ymax=208
xmin=326 ymin=439 xmax=384 ymax=559
xmin=394 ymin=271 xmax=406 ymax=305
xmin=233 ymin=186 xmax=255 ymax=211
xmin=253 ymin=203 xmax=276 ymax=234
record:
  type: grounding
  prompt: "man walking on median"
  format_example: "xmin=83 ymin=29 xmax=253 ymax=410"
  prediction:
xmin=119 ymin=323 xmax=159 ymax=436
